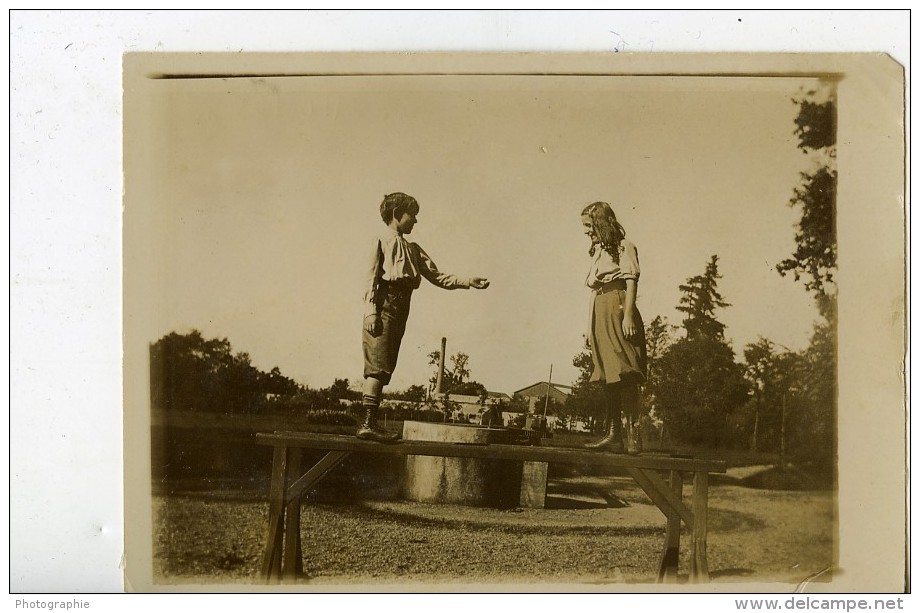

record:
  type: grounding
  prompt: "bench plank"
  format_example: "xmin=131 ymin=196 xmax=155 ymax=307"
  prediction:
xmin=256 ymin=432 xmax=726 ymax=474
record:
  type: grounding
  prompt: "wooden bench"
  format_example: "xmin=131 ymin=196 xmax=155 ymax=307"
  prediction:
xmin=255 ymin=431 xmax=727 ymax=584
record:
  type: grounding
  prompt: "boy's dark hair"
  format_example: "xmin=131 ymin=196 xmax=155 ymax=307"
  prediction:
xmin=380 ymin=192 xmax=420 ymax=224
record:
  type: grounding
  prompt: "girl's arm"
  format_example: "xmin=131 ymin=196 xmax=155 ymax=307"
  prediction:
xmin=620 ymin=241 xmax=640 ymax=339
xmin=585 ymin=289 xmax=597 ymax=351
xmin=622 ymin=278 xmax=638 ymax=339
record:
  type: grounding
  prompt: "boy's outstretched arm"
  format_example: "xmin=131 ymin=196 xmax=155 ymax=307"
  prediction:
xmin=415 ymin=244 xmax=489 ymax=290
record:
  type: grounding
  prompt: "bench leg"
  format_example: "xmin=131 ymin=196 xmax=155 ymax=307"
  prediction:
xmin=260 ymin=445 xmax=290 ymax=582
xmin=282 ymin=448 xmax=303 ymax=581
xmin=519 ymin=461 xmax=548 ymax=508
xmin=261 ymin=448 xmax=351 ymax=583
xmin=690 ymin=471 xmax=710 ymax=582
xmin=657 ymin=470 xmax=683 ymax=583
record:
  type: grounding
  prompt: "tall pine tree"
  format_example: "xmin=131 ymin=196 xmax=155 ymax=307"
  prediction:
xmin=652 ymin=256 xmax=750 ymax=448
xmin=676 ymin=255 xmax=730 ymax=340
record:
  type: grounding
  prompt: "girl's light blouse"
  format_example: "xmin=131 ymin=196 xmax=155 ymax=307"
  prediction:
xmin=364 ymin=228 xmax=471 ymax=316
xmin=585 ymin=239 xmax=641 ymax=290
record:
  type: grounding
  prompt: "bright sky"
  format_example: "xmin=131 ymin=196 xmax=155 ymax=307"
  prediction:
xmin=140 ymin=74 xmax=821 ymax=394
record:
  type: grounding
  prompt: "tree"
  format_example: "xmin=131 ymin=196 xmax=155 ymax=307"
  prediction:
xmin=427 ymin=349 xmax=453 ymax=391
xmin=451 ymin=381 xmax=488 ymax=397
xmin=325 ymin=378 xmax=359 ymax=401
xmin=642 ymin=315 xmax=677 ymax=426
xmin=676 ymin=255 xmax=730 ymax=341
xmin=789 ymin=321 xmax=836 ymax=468
xmin=743 ymin=338 xmax=800 ymax=454
xmin=150 ymin=330 xmax=315 ymax=415
xmin=654 ymin=259 xmax=750 ymax=448
xmin=450 ymin=352 xmax=470 ymax=385
xmin=777 ymin=85 xmax=837 ymax=318
xmin=392 ymin=384 xmax=427 ymax=403
xmin=775 ymin=85 xmax=838 ymax=470
xmin=427 ymin=348 xmax=483 ymax=396
xmin=653 ymin=336 xmax=750 ymax=447
xmin=263 ymin=366 xmax=302 ymax=397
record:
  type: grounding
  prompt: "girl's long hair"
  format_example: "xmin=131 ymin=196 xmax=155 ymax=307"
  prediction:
xmin=582 ymin=201 xmax=626 ymax=262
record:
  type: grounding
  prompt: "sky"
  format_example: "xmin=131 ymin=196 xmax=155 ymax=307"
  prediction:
xmin=137 ymin=73 xmax=822 ymax=394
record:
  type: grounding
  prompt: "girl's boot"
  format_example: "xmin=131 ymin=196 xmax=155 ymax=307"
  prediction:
xmin=585 ymin=415 xmax=625 ymax=453
xmin=625 ymin=415 xmax=642 ymax=455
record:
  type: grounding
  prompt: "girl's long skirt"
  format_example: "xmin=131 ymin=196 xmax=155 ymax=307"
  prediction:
xmin=589 ymin=288 xmax=647 ymax=385
xmin=363 ymin=283 xmax=413 ymax=385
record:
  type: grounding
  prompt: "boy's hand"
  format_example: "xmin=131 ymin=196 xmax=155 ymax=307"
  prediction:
xmin=364 ymin=314 xmax=382 ymax=336
xmin=470 ymin=277 xmax=490 ymax=289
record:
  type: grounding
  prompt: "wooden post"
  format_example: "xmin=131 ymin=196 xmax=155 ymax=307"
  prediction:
xmin=260 ymin=445 xmax=290 ymax=581
xmin=690 ymin=471 xmax=710 ymax=582
xmin=282 ymin=448 xmax=303 ymax=581
xmin=657 ymin=470 xmax=683 ymax=583
xmin=780 ymin=391 xmax=787 ymax=470
xmin=435 ymin=337 xmax=446 ymax=394
xmin=519 ymin=461 xmax=549 ymax=508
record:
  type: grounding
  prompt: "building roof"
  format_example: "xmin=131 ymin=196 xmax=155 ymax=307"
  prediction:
xmin=513 ymin=381 xmax=573 ymax=400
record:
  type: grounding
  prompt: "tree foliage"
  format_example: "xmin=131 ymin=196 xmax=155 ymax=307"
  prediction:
xmin=789 ymin=321 xmax=836 ymax=466
xmin=427 ymin=348 xmax=485 ymax=396
xmin=793 ymin=97 xmax=836 ymax=151
xmin=450 ymin=352 xmax=471 ymax=384
xmin=326 ymin=378 xmax=357 ymax=400
xmin=743 ymin=338 xmax=800 ymax=453
xmin=775 ymin=86 xmax=838 ymax=468
xmin=151 ymin=330 xmax=301 ymax=413
xmin=653 ymin=336 xmax=750 ymax=447
xmin=676 ymin=255 xmax=730 ymax=341
xmin=652 ymin=257 xmax=750 ymax=447
xmin=776 ymin=166 xmax=837 ymax=300
xmin=149 ymin=330 xmax=362 ymax=415
xmin=778 ymin=88 xmax=838 ymax=316
xmin=642 ymin=315 xmax=677 ymax=420
xmin=388 ymin=384 xmax=428 ymax=402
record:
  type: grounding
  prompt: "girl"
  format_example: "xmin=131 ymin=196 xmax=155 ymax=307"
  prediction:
xmin=581 ymin=201 xmax=647 ymax=454
xmin=359 ymin=192 xmax=490 ymax=442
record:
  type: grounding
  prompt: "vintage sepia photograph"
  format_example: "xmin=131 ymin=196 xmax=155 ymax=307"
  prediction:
xmin=122 ymin=52 xmax=905 ymax=592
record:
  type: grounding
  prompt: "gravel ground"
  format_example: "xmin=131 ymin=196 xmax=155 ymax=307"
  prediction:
xmin=152 ymin=470 xmax=835 ymax=589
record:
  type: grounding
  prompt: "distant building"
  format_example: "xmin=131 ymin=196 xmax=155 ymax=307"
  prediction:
xmin=430 ymin=390 xmax=511 ymax=424
xmin=486 ymin=391 xmax=513 ymax=403
xmin=513 ymin=381 xmax=573 ymax=412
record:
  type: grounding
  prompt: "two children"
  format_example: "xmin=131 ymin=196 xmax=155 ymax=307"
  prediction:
xmin=356 ymin=194 xmax=644 ymax=454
